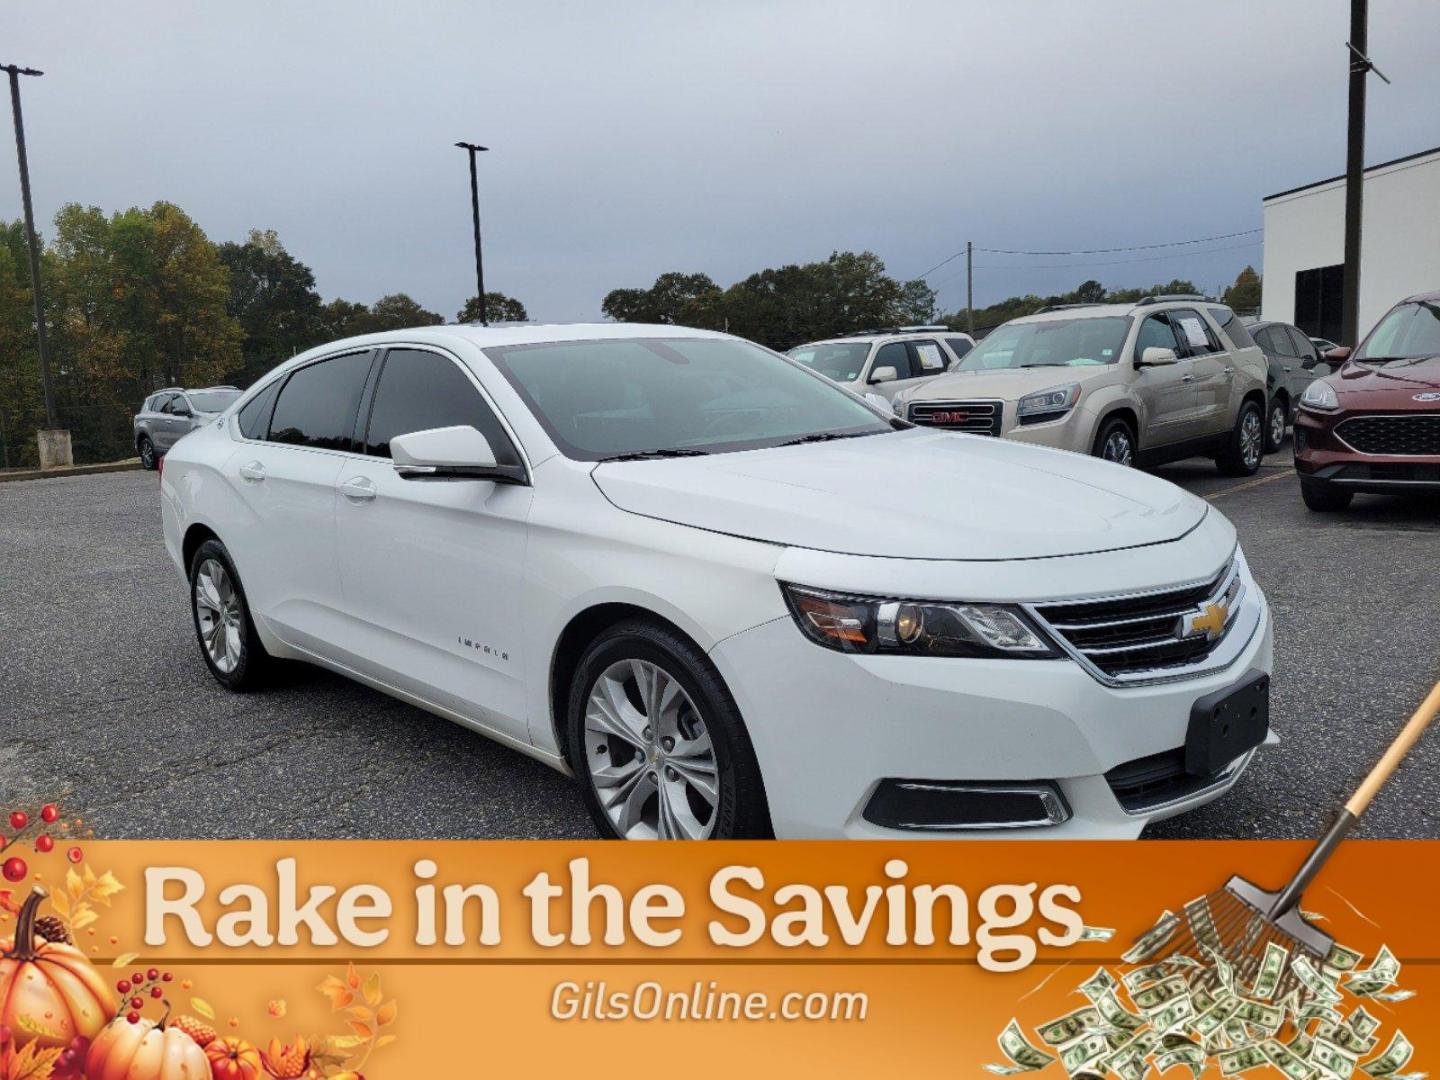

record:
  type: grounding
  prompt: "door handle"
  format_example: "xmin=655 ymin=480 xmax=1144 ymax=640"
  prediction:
xmin=238 ymin=461 xmax=266 ymax=482
xmin=340 ymin=476 xmax=377 ymax=502
xmin=1224 ymin=366 xmax=1235 ymax=377
xmin=1282 ymin=365 xmax=1292 ymax=373
xmin=1182 ymin=373 xmax=1195 ymax=383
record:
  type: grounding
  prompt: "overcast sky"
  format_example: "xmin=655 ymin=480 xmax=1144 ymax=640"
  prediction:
xmin=7 ymin=1 xmax=1439 ymax=321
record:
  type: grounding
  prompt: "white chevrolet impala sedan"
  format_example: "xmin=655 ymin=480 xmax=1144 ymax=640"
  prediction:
xmin=160 ymin=323 xmax=1275 ymax=839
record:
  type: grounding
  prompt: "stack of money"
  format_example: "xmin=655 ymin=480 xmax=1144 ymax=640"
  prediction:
xmin=985 ymin=911 xmax=1422 ymax=1080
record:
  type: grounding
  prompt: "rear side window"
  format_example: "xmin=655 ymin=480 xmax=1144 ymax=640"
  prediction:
xmin=154 ymin=394 xmax=177 ymax=415
xmin=1171 ymin=309 xmax=1222 ymax=355
xmin=872 ymin=341 xmax=914 ymax=381
xmin=910 ymin=339 xmax=947 ymax=372
xmin=1286 ymin=326 xmax=1318 ymax=362
xmin=1208 ymin=306 xmax=1255 ymax=350
xmin=945 ymin=337 xmax=974 ymax=360
xmin=237 ymin=379 xmax=282 ymax=440
xmin=362 ymin=348 xmax=521 ymax=465
xmin=268 ymin=352 xmax=372 ymax=451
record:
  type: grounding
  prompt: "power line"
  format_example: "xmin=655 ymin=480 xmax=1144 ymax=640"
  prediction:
xmin=930 ymin=238 xmax=1263 ymax=295
xmin=913 ymin=227 xmax=1262 ymax=279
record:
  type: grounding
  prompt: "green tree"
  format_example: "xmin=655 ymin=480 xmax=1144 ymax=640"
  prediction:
xmin=896 ymin=279 xmax=939 ymax=324
xmin=601 ymin=272 xmax=720 ymax=325
xmin=217 ymin=229 xmax=324 ymax=384
xmin=1222 ymin=265 xmax=1262 ymax=312
xmin=456 ymin=292 xmax=529 ymax=323
xmin=366 ymin=293 xmax=444 ymax=332
xmin=319 ymin=298 xmax=372 ymax=339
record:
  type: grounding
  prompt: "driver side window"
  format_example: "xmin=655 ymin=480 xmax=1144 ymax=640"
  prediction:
xmin=363 ymin=348 xmax=521 ymax=466
xmin=871 ymin=342 xmax=914 ymax=381
xmin=1135 ymin=314 xmax=1180 ymax=357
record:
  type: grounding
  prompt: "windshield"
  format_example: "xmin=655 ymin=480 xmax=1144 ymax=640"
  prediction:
xmin=1356 ymin=302 xmax=1440 ymax=361
xmin=786 ymin=341 xmax=870 ymax=383
xmin=486 ymin=337 xmax=893 ymax=461
xmin=956 ymin=316 xmax=1131 ymax=372
xmin=187 ymin=389 xmax=241 ymax=412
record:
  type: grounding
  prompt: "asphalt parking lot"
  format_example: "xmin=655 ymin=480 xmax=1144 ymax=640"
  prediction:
xmin=1 ymin=451 xmax=1437 ymax=841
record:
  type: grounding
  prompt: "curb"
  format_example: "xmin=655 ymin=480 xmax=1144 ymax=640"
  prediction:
xmin=0 ymin=458 xmax=144 ymax=484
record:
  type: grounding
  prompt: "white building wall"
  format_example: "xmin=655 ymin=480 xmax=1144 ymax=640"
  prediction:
xmin=1261 ymin=148 xmax=1440 ymax=337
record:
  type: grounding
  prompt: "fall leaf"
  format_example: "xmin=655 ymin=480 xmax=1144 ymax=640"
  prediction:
xmin=321 ymin=1035 xmax=365 ymax=1053
xmin=191 ymin=998 xmax=216 ymax=1020
xmin=14 ymin=1015 xmax=63 ymax=1041
xmin=375 ymin=1034 xmax=397 ymax=1050
xmin=111 ymin=952 xmax=138 ymax=968
xmin=267 ymin=999 xmax=287 ymax=1018
xmin=317 ymin=976 xmax=354 ymax=1011
xmin=65 ymin=869 xmax=83 ymax=902
xmin=90 ymin=870 xmax=124 ymax=905
xmin=361 ymin=972 xmax=382 ymax=1008
xmin=2 ymin=1041 xmax=63 ymax=1080
xmin=345 ymin=963 xmax=360 ymax=990
xmin=375 ymin=1001 xmax=397 ymax=1027
xmin=346 ymin=1021 xmax=373 ymax=1040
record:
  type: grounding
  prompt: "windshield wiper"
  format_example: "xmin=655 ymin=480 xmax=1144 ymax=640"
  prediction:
xmin=1019 ymin=362 xmax=1068 ymax=368
xmin=596 ymin=448 xmax=712 ymax=463
xmin=775 ymin=430 xmax=878 ymax=447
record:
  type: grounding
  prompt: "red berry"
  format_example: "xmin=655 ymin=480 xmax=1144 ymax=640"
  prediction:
xmin=130 ymin=996 xmax=143 ymax=1010
xmin=132 ymin=972 xmax=144 ymax=985
xmin=35 ymin=835 xmax=54 ymax=853
xmin=147 ymin=967 xmax=159 ymax=981
xmin=126 ymin=1012 xmax=140 ymax=1025
xmin=1 ymin=856 xmax=26 ymax=882
xmin=66 ymin=846 xmax=83 ymax=864
xmin=161 ymin=972 xmax=173 ymax=982
xmin=150 ymin=986 xmax=163 ymax=999
xmin=40 ymin=805 xmax=58 ymax=824
xmin=117 ymin=980 xmax=131 ymax=994
xmin=8 ymin=812 xmax=26 ymax=831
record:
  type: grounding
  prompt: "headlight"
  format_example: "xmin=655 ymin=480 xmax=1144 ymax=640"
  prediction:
xmin=1017 ymin=383 xmax=1081 ymax=425
xmin=1301 ymin=380 xmax=1338 ymax=410
xmin=780 ymin=584 xmax=1057 ymax=658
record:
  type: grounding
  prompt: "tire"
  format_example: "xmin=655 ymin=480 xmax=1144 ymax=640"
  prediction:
xmin=1301 ymin=477 xmax=1353 ymax=512
xmin=1216 ymin=400 xmax=1265 ymax=476
xmin=1264 ymin=397 xmax=1288 ymax=454
xmin=566 ymin=618 xmax=771 ymax=840
xmin=188 ymin=538 xmax=272 ymax=691
xmin=1091 ymin=416 xmax=1137 ymax=467
xmin=138 ymin=435 xmax=157 ymax=471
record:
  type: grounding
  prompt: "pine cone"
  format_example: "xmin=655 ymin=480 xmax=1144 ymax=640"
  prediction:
xmin=33 ymin=914 xmax=70 ymax=944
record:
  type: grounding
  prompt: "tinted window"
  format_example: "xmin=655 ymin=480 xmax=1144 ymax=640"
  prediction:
xmin=188 ymin=389 xmax=242 ymax=413
xmin=945 ymin=337 xmax=974 ymax=360
xmin=872 ymin=342 xmax=914 ymax=381
xmin=364 ymin=348 xmax=520 ymax=465
xmin=1356 ymin=301 xmax=1440 ymax=360
xmin=910 ymin=340 xmax=948 ymax=374
xmin=1135 ymin=314 xmax=1181 ymax=357
xmin=1171 ymin=309 xmax=1221 ymax=355
xmin=786 ymin=342 xmax=869 ymax=382
xmin=238 ymin=379 xmax=282 ymax=440
xmin=1287 ymin=326 xmax=1319 ymax=363
xmin=1208 ymin=306 xmax=1254 ymax=349
xmin=154 ymin=394 xmax=177 ymax=415
xmin=268 ymin=352 xmax=372 ymax=450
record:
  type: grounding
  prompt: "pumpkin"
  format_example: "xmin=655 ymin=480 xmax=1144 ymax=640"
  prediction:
xmin=206 ymin=1036 xmax=263 ymax=1080
xmin=0 ymin=887 xmax=115 ymax=1049
xmin=86 ymin=1014 xmax=210 ymax=1080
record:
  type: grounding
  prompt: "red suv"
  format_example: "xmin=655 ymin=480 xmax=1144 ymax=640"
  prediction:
xmin=1294 ymin=291 xmax=1440 ymax=510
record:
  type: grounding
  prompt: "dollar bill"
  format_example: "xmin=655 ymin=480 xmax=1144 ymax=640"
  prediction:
xmin=1264 ymin=1038 xmax=1320 ymax=1080
xmin=1156 ymin=1045 xmax=1206 ymax=1078
xmin=1078 ymin=967 xmax=1119 ymax=1003
xmin=1367 ymin=989 xmax=1415 ymax=1003
xmin=1123 ymin=963 xmax=1171 ymax=992
xmin=1361 ymin=1032 xmax=1413 ymax=1078
xmin=1232 ymin=998 xmax=1284 ymax=1033
xmin=1186 ymin=897 xmax=1222 ymax=951
xmin=1037 ymin=1007 xmax=1103 ymax=1047
xmin=1132 ymin=975 xmax=1189 ymax=1013
xmin=1320 ymin=1022 xmax=1379 ymax=1058
xmin=1193 ymin=998 xmax=1242 ymax=1039
xmin=1289 ymin=1032 xmax=1315 ymax=1060
xmin=1095 ymin=990 xmax=1147 ymax=1033
xmin=1123 ymin=911 xmax=1180 ymax=965
xmin=1293 ymin=955 xmax=1345 ymax=1005
xmin=1251 ymin=941 xmax=1290 ymax=1001
xmin=1149 ymin=995 xmax=1195 ymax=1034
xmin=987 ymin=1019 xmax=1058 ymax=1075
xmin=1345 ymin=946 xmax=1400 ymax=996
xmin=1060 ymin=1033 xmax=1111 ymax=1075
xmin=1080 ymin=925 xmax=1116 ymax=942
xmin=1203 ymin=944 xmax=1237 ymax=992
xmin=1313 ymin=1037 xmax=1360 ymax=1080
xmin=1325 ymin=943 xmax=1365 ymax=973
xmin=1349 ymin=1007 xmax=1382 ymax=1039
xmin=1219 ymin=1045 xmax=1269 ymax=1075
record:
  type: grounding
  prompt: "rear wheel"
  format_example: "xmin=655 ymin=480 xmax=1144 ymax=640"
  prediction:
xmin=1264 ymin=397 xmax=1288 ymax=453
xmin=1301 ymin=477 xmax=1353 ymax=512
xmin=1216 ymin=400 xmax=1264 ymax=476
xmin=567 ymin=619 xmax=771 ymax=840
xmin=189 ymin=538 xmax=272 ymax=690
xmin=1091 ymin=417 xmax=1136 ymax=467
xmin=138 ymin=435 xmax=157 ymax=471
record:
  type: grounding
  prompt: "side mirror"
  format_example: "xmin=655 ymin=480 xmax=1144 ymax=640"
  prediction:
xmin=172 ymin=403 xmax=192 ymax=417
xmin=390 ymin=425 xmax=527 ymax=484
xmin=864 ymin=392 xmax=895 ymax=416
xmin=1139 ymin=346 xmax=1179 ymax=367
xmin=869 ymin=365 xmax=898 ymax=384
xmin=1324 ymin=346 xmax=1352 ymax=362
xmin=1301 ymin=354 xmax=1319 ymax=370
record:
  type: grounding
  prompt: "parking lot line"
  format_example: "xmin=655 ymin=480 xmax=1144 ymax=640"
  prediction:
xmin=1204 ymin=469 xmax=1292 ymax=501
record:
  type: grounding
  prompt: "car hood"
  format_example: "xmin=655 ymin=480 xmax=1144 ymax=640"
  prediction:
xmin=591 ymin=428 xmax=1207 ymax=560
xmin=899 ymin=366 xmax=1104 ymax=405
xmin=1333 ymin=356 xmax=1440 ymax=399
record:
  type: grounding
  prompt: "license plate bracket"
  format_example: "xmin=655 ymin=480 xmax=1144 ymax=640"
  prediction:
xmin=1185 ymin=668 xmax=1269 ymax=776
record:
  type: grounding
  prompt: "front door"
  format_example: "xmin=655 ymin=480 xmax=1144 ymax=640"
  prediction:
xmin=1132 ymin=312 xmax=1198 ymax=447
xmin=333 ymin=346 xmax=534 ymax=742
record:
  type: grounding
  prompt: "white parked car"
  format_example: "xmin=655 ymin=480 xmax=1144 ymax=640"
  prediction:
xmin=161 ymin=324 xmax=1274 ymax=840
xmin=786 ymin=327 xmax=975 ymax=402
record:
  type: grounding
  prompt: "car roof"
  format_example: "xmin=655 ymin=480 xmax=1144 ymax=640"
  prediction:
xmin=1006 ymin=299 xmax=1232 ymax=327
xmin=796 ymin=330 xmax=965 ymax=347
xmin=1400 ymin=290 xmax=1440 ymax=304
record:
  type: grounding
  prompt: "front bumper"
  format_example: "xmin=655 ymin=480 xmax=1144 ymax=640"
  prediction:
xmin=710 ymin=582 xmax=1273 ymax=839
xmin=1294 ymin=407 xmax=1440 ymax=492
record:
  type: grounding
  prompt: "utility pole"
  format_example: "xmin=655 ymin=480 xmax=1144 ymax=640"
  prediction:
xmin=965 ymin=240 xmax=974 ymax=336
xmin=455 ymin=141 xmax=489 ymax=326
xmin=1340 ymin=0 xmax=1389 ymax=347
xmin=3 ymin=62 xmax=67 ymax=467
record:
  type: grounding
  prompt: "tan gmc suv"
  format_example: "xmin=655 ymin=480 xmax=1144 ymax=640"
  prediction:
xmin=894 ymin=297 xmax=1269 ymax=475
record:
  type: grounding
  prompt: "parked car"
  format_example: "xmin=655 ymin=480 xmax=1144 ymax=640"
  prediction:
xmin=1310 ymin=336 xmax=1340 ymax=355
xmin=786 ymin=327 xmax=975 ymax=403
xmin=895 ymin=297 xmax=1270 ymax=475
xmin=1294 ymin=291 xmax=1440 ymax=511
xmin=161 ymin=323 xmax=1272 ymax=840
xmin=134 ymin=386 xmax=242 ymax=469
xmin=1249 ymin=320 xmax=1345 ymax=452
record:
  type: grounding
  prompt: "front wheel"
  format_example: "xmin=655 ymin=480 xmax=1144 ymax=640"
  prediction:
xmin=138 ymin=436 xmax=157 ymax=471
xmin=1264 ymin=398 xmax=1288 ymax=453
xmin=189 ymin=538 xmax=272 ymax=690
xmin=567 ymin=619 xmax=771 ymax=840
xmin=1091 ymin=417 xmax=1136 ymax=467
xmin=1216 ymin=400 xmax=1264 ymax=476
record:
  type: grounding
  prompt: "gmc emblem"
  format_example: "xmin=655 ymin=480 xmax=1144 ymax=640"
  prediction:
xmin=931 ymin=410 xmax=968 ymax=424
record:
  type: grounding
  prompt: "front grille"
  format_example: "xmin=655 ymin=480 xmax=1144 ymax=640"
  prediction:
xmin=1106 ymin=748 xmax=1229 ymax=813
xmin=907 ymin=399 xmax=1002 ymax=436
xmin=1032 ymin=559 xmax=1240 ymax=680
xmin=1337 ymin=414 xmax=1440 ymax=456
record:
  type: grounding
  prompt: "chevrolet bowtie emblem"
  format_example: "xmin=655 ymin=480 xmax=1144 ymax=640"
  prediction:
xmin=1180 ymin=601 xmax=1229 ymax=641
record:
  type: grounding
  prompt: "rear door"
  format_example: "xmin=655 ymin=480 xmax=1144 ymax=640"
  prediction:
xmin=865 ymin=340 xmax=914 ymax=401
xmin=153 ymin=394 xmax=184 ymax=449
xmin=224 ymin=349 xmax=375 ymax=652
xmin=905 ymin=338 xmax=952 ymax=394
xmin=1170 ymin=308 xmax=1233 ymax=436
xmin=1132 ymin=312 xmax=1199 ymax=445
xmin=1284 ymin=325 xmax=1325 ymax=408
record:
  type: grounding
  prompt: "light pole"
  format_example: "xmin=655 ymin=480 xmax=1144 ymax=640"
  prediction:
xmin=3 ymin=62 xmax=64 ymax=465
xmin=1340 ymin=0 xmax=1390 ymax=347
xmin=455 ymin=141 xmax=489 ymax=325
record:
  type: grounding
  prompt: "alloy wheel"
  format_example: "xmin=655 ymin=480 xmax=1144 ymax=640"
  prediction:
xmin=1241 ymin=410 xmax=1264 ymax=467
xmin=194 ymin=557 xmax=244 ymax=675
xmin=1102 ymin=428 xmax=1133 ymax=467
xmin=583 ymin=659 xmax=719 ymax=839
xmin=139 ymin=439 xmax=154 ymax=469
xmin=1269 ymin=403 xmax=1286 ymax=448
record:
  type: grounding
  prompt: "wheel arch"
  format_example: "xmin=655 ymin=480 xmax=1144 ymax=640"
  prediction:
xmin=181 ymin=522 xmax=221 ymax=574
xmin=1093 ymin=404 xmax=1141 ymax=450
